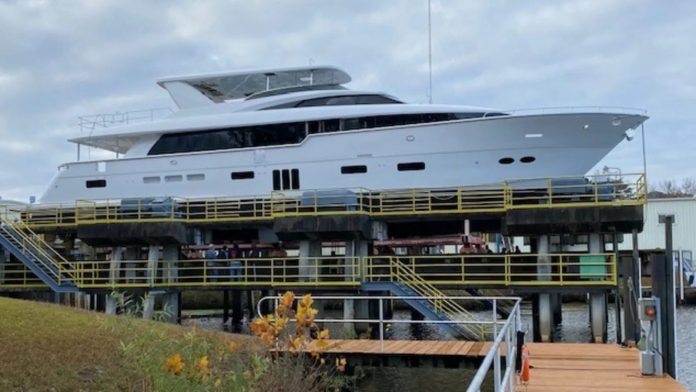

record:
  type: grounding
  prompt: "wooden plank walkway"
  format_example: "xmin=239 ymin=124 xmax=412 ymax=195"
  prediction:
xmin=312 ymin=339 xmax=492 ymax=357
xmin=526 ymin=343 xmax=686 ymax=392
xmin=302 ymin=340 xmax=686 ymax=391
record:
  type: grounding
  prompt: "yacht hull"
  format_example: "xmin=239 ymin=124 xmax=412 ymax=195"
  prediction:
xmin=39 ymin=112 xmax=646 ymax=204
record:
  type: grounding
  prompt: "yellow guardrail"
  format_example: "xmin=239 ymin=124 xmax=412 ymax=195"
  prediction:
xmin=386 ymin=258 xmax=485 ymax=339
xmin=11 ymin=173 xmax=645 ymax=228
xmin=70 ymin=257 xmax=361 ymax=289
xmin=0 ymin=263 xmax=48 ymax=288
xmin=0 ymin=253 xmax=616 ymax=291
xmin=0 ymin=214 xmax=79 ymax=285
xmin=365 ymin=254 xmax=617 ymax=286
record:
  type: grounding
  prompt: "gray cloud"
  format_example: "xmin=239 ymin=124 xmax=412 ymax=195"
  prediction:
xmin=0 ymin=0 xmax=694 ymax=201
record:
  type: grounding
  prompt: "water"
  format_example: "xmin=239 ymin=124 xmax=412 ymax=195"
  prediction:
xmin=678 ymin=307 xmax=696 ymax=391
xmin=184 ymin=304 xmax=696 ymax=391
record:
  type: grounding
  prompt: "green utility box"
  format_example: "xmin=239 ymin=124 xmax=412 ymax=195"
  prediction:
xmin=579 ymin=256 xmax=607 ymax=280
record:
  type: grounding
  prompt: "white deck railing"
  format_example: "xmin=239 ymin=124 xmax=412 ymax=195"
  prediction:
xmin=257 ymin=294 xmax=523 ymax=391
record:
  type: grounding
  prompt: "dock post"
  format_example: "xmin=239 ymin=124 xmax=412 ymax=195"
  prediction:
xmin=232 ymin=290 xmax=243 ymax=329
xmin=656 ymin=214 xmax=678 ymax=378
xmin=124 ymin=246 xmax=139 ymax=283
xmin=551 ymin=293 xmax=562 ymax=325
xmin=589 ymin=232 xmax=607 ymax=343
xmin=105 ymin=246 xmax=123 ymax=315
xmin=223 ymin=289 xmax=230 ymax=325
xmin=343 ymin=298 xmax=356 ymax=338
xmin=536 ymin=235 xmax=553 ymax=342
xmin=162 ymin=244 xmax=180 ymax=323
xmin=142 ymin=245 xmax=160 ymax=320
xmin=299 ymin=240 xmax=321 ymax=282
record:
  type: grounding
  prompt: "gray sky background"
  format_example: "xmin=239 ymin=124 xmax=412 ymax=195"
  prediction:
xmin=0 ymin=0 xmax=694 ymax=202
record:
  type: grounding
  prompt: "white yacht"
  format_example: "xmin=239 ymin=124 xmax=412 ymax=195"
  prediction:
xmin=39 ymin=66 xmax=648 ymax=204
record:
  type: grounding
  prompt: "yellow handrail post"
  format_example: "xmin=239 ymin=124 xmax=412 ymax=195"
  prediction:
xmin=505 ymin=255 xmax=510 ymax=286
xmin=457 ymin=187 xmax=462 ymax=211
xmin=594 ymin=179 xmax=599 ymax=204
xmin=315 ymin=257 xmax=319 ymax=283
xmin=411 ymin=189 xmax=416 ymax=212
xmin=559 ymin=255 xmax=564 ymax=285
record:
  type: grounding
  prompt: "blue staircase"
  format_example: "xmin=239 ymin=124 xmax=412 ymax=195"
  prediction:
xmin=0 ymin=220 xmax=78 ymax=293
xmin=362 ymin=259 xmax=484 ymax=340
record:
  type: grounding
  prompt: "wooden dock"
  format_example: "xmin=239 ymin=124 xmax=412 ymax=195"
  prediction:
xmin=304 ymin=340 xmax=686 ymax=391
xmin=525 ymin=343 xmax=685 ymax=392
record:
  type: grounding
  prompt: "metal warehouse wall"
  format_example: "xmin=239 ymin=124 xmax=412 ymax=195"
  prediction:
xmin=619 ymin=198 xmax=696 ymax=254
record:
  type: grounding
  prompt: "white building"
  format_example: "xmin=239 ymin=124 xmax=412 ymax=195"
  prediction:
xmin=619 ymin=197 xmax=696 ymax=272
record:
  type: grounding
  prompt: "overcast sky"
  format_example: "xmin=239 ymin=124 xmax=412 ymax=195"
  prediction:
xmin=0 ymin=0 xmax=694 ymax=202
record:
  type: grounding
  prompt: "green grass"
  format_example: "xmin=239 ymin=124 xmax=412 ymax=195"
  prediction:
xmin=0 ymin=296 xmax=262 ymax=391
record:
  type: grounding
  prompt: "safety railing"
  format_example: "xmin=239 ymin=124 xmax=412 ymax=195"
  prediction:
xmin=0 ymin=253 xmax=617 ymax=290
xmin=365 ymin=253 xmax=617 ymax=286
xmin=69 ymin=257 xmax=362 ymax=289
xmin=15 ymin=173 xmax=645 ymax=228
xmin=78 ymin=107 xmax=173 ymax=132
xmin=11 ymin=219 xmax=78 ymax=279
xmin=256 ymin=294 xmax=523 ymax=392
xmin=467 ymin=297 xmax=523 ymax=392
xmin=0 ymin=214 xmax=78 ymax=286
xmin=386 ymin=258 xmax=484 ymax=338
xmin=0 ymin=263 xmax=48 ymax=288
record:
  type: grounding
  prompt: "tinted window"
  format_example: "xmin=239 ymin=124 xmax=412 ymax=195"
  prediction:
xmin=272 ymin=170 xmax=281 ymax=191
xmin=341 ymin=165 xmax=367 ymax=174
xmin=149 ymin=122 xmax=306 ymax=155
xmin=295 ymin=94 xmax=401 ymax=107
xmin=86 ymin=179 xmax=106 ymax=188
xmin=231 ymin=171 xmax=255 ymax=180
xmin=291 ymin=169 xmax=300 ymax=190
xmin=147 ymin=112 xmax=495 ymax=156
xmin=397 ymin=162 xmax=425 ymax=171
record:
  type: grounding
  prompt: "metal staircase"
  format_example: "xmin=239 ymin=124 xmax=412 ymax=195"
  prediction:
xmin=363 ymin=258 xmax=485 ymax=340
xmin=0 ymin=216 xmax=78 ymax=292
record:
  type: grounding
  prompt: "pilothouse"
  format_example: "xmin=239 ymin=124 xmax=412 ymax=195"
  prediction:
xmin=40 ymin=66 xmax=648 ymax=204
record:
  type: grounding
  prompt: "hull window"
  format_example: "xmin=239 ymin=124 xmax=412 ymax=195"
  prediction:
xmin=273 ymin=169 xmax=300 ymax=191
xmin=165 ymin=175 xmax=183 ymax=183
xmin=85 ymin=179 xmax=106 ymax=188
xmin=498 ymin=157 xmax=514 ymax=164
xmin=291 ymin=169 xmax=300 ymax=190
xmin=397 ymin=162 xmax=425 ymax=171
xmin=143 ymin=176 xmax=161 ymax=184
xmin=341 ymin=165 xmax=368 ymax=174
xmin=231 ymin=171 xmax=255 ymax=180
xmin=272 ymin=170 xmax=281 ymax=190
xmin=186 ymin=174 xmax=205 ymax=181
xmin=520 ymin=156 xmax=536 ymax=163
xmin=281 ymin=170 xmax=291 ymax=190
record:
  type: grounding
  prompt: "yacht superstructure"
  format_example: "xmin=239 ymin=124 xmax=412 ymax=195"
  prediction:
xmin=40 ymin=66 xmax=648 ymax=204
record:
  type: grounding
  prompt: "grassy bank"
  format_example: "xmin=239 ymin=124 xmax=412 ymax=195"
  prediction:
xmin=0 ymin=296 xmax=264 ymax=391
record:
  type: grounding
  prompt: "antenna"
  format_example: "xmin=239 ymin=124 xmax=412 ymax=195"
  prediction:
xmin=428 ymin=0 xmax=433 ymax=104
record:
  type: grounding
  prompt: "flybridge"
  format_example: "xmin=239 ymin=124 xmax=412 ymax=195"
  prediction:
xmin=156 ymin=66 xmax=352 ymax=108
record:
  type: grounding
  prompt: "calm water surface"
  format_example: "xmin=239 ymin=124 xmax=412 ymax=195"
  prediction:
xmin=184 ymin=303 xmax=696 ymax=391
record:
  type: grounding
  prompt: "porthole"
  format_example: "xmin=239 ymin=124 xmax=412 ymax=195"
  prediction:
xmin=85 ymin=179 xmax=106 ymax=188
xmin=397 ymin=162 xmax=425 ymax=171
xmin=498 ymin=157 xmax=514 ymax=165
xmin=520 ymin=156 xmax=536 ymax=163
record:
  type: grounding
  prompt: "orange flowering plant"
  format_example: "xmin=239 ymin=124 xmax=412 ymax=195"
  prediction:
xmin=250 ymin=291 xmax=330 ymax=355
